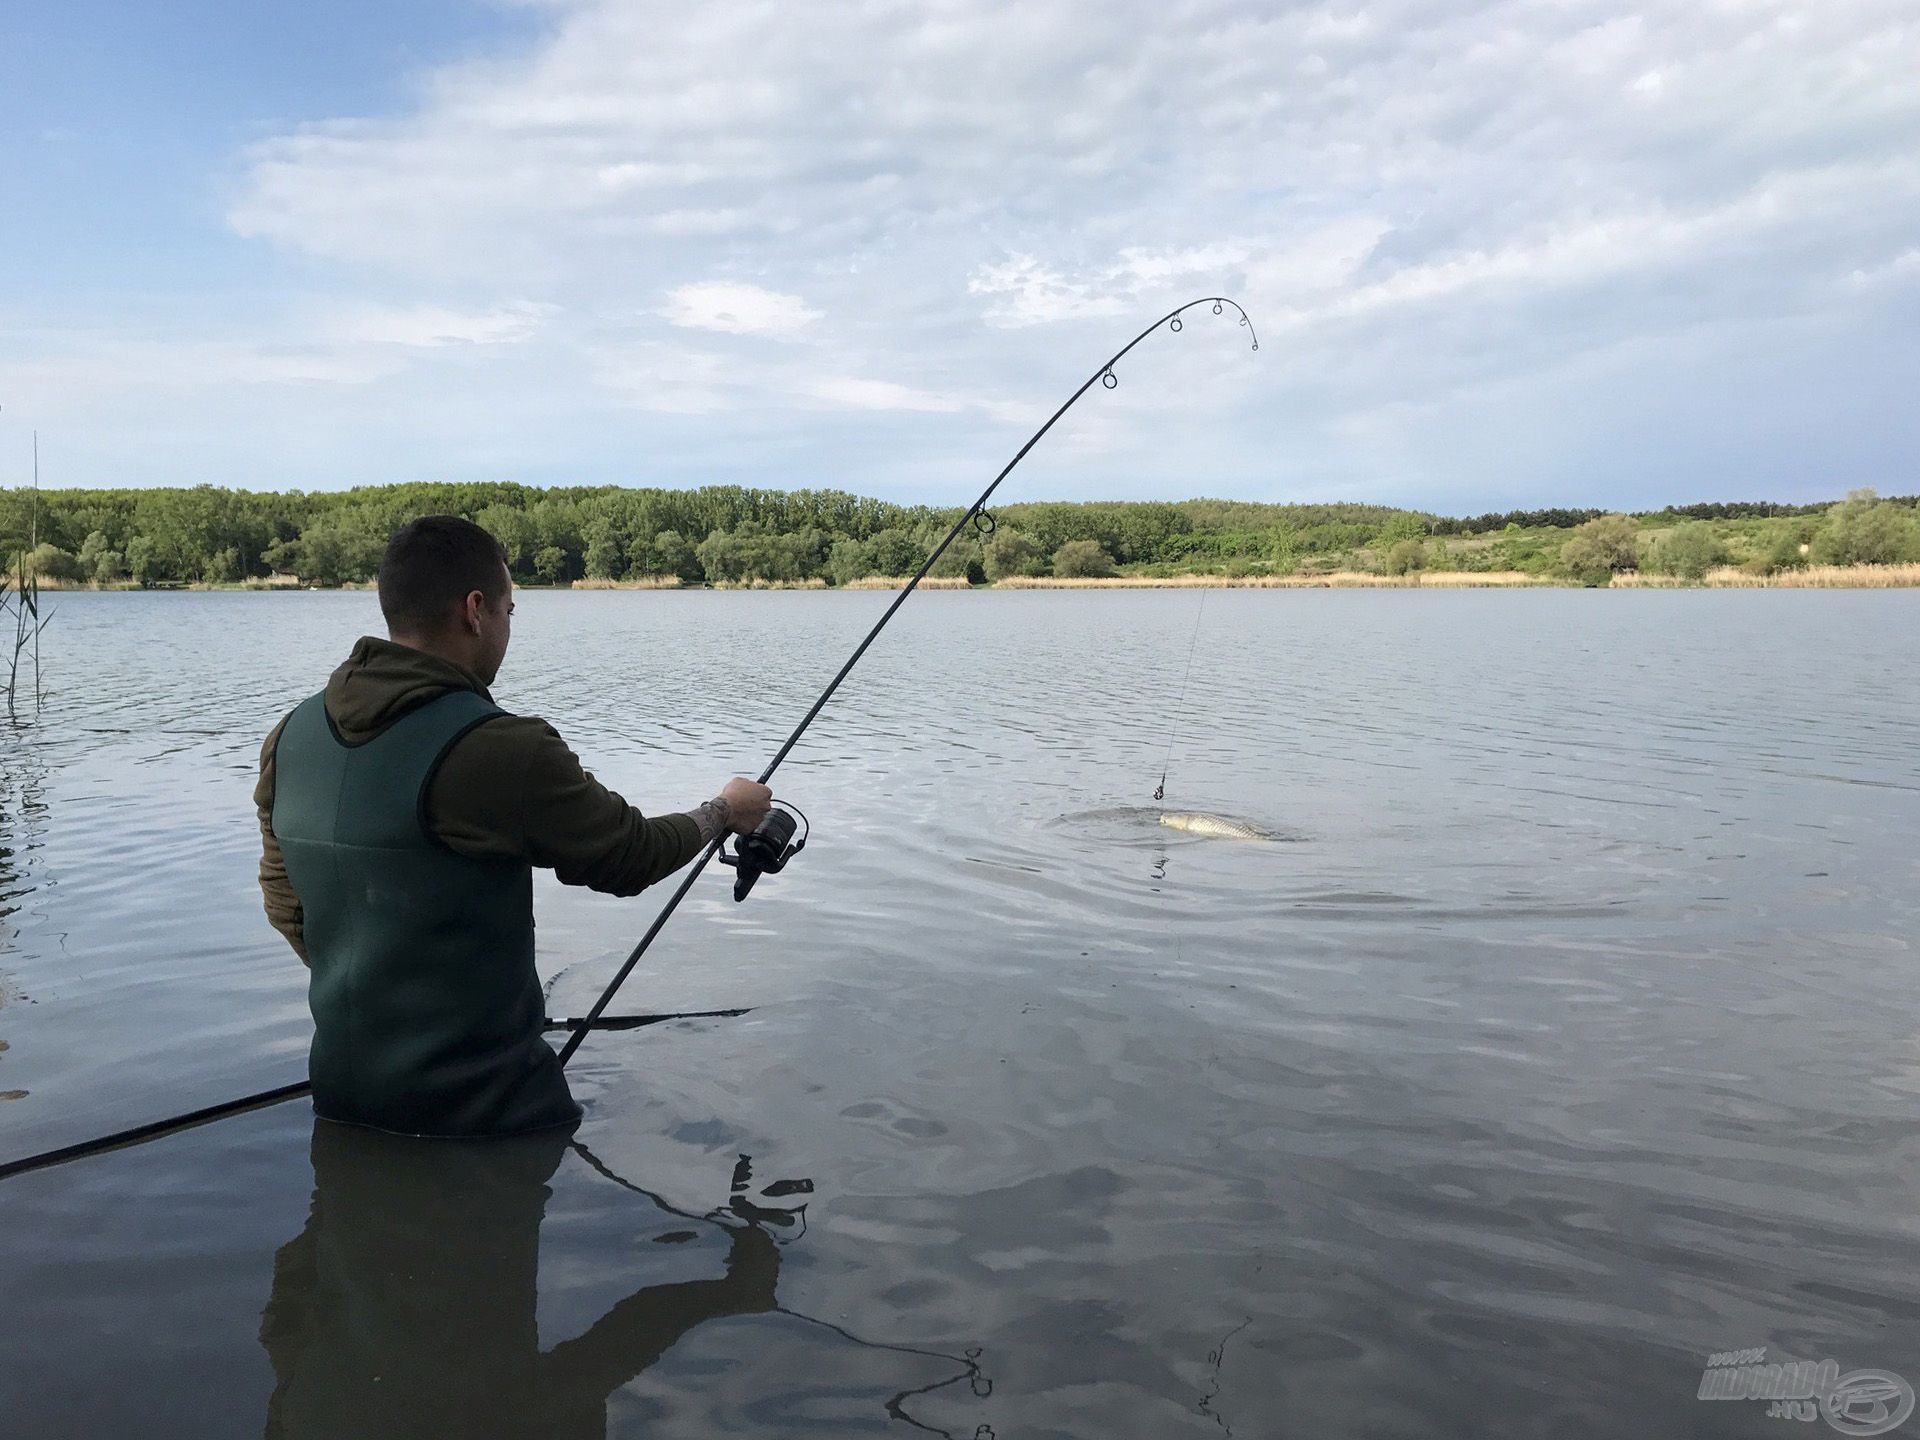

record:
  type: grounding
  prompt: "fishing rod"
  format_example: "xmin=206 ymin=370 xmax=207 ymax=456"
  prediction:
xmin=555 ymin=294 xmax=1259 ymax=1065
xmin=0 ymin=1010 xmax=749 ymax=1183
xmin=0 ymin=296 xmax=1258 ymax=1178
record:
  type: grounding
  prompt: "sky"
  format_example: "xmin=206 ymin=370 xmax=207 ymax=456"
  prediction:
xmin=3 ymin=0 xmax=1917 ymax=513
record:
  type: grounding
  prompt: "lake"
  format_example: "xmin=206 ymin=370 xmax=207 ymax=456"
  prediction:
xmin=3 ymin=588 xmax=1918 ymax=1438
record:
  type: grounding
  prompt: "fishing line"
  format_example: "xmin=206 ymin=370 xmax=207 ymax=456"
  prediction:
xmin=558 ymin=295 xmax=1259 ymax=1064
xmin=1153 ymin=586 xmax=1209 ymax=802
xmin=571 ymin=1137 xmax=993 ymax=1437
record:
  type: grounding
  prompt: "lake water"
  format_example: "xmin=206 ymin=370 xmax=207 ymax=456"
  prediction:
xmin=2 ymin=588 xmax=1918 ymax=1438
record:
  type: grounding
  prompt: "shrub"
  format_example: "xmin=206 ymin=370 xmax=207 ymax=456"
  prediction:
xmin=25 ymin=542 xmax=85 ymax=581
xmin=1051 ymin=539 xmax=1117 ymax=578
xmin=983 ymin=529 xmax=1044 ymax=580
xmin=1811 ymin=489 xmax=1920 ymax=567
xmin=1754 ymin=526 xmax=1811 ymax=574
xmin=1383 ymin=539 xmax=1427 ymax=575
xmin=833 ymin=536 xmax=892 ymax=585
xmin=1645 ymin=522 xmax=1725 ymax=581
xmin=866 ymin=528 xmax=927 ymax=576
xmin=641 ymin=529 xmax=700 ymax=582
xmin=1559 ymin=514 xmax=1639 ymax=586
xmin=1371 ymin=513 xmax=1427 ymax=549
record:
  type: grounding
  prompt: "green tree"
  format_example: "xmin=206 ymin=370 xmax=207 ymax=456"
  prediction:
xmin=126 ymin=536 xmax=159 ymax=587
xmin=582 ymin=519 xmax=624 ymax=580
xmin=77 ymin=530 xmax=125 ymax=582
xmin=1756 ymin=526 xmax=1811 ymax=574
xmin=273 ymin=518 xmax=382 ymax=586
xmin=825 ymin=536 xmax=875 ymax=585
xmin=1383 ymin=539 xmax=1426 ymax=575
xmin=477 ymin=504 xmax=539 ymax=577
xmin=695 ymin=521 xmax=826 ymax=584
xmin=1372 ymin=512 xmax=1427 ymax=550
xmin=1645 ymin=522 xmax=1725 ymax=580
xmin=25 ymin=543 xmax=84 ymax=581
xmin=1052 ymin=539 xmax=1117 ymax=578
xmin=1810 ymin=489 xmax=1919 ymax=567
xmin=1559 ymin=514 xmax=1640 ymax=587
xmin=866 ymin=528 xmax=925 ymax=576
xmin=983 ymin=529 xmax=1043 ymax=580
xmin=642 ymin=529 xmax=700 ymax=582
xmin=532 ymin=545 xmax=570 ymax=585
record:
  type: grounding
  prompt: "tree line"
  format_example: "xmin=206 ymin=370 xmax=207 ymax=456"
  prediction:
xmin=1 ymin=482 xmax=1913 ymax=588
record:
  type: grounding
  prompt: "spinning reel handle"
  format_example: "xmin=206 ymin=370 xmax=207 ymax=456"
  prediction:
xmin=717 ymin=803 xmax=806 ymax=903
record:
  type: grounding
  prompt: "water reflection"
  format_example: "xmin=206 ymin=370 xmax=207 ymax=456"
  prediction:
xmin=0 ymin=743 xmax=48 ymax=1104
xmin=262 ymin=1121 xmax=787 ymax=1440
xmin=260 ymin=1120 xmax=990 ymax=1439
xmin=0 ymin=738 xmax=50 ymax=939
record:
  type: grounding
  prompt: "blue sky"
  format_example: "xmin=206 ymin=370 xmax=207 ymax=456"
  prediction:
xmin=4 ymin=0 xmax=1917 ymax=513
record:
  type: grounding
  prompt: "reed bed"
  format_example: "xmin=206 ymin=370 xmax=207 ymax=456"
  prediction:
xmin=1612 ymin=563 xmax=1920 ymax=589
xmin=841 ymin=575 xmax=974 ymax=590
xmin=995 ymin=570 xmax=1547 ymax=589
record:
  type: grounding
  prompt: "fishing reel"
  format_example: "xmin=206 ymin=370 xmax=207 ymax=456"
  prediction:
xmin=718 ymin=800 xmax=809 ymax=903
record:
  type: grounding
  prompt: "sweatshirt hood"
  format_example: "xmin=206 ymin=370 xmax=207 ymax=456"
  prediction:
xmin=324 ymin=636 xmax=494 ymax=744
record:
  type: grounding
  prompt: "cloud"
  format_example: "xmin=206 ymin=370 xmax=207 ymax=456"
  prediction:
xmin=968 ymin=255 xmax=1130 ymax=328
xmin=324 ymin=301 xmax=555 ymax=347
xmin=659 ymin=282 xmax=821 ymax=338
xmin=40 ymin=0 xmax=1920 ymax=505
xmin=1845 ymin=247 xmax=1920 ymax=290
xmin=803 ymin=376 xmax=965 ymax=413
xmin=588 ymin=340 xmax=737 ymax=414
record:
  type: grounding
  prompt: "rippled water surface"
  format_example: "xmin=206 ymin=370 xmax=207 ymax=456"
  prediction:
xmin=3 ymin=588 xmax=1918 ymax=1438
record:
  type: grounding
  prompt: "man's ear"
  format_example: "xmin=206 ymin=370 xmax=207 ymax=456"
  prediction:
xmin=464 ymin=589 xmax=486 ymax=636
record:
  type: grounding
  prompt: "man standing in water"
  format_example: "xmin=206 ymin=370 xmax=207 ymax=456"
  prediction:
xmin=254 ymin=515 xmax=772 ymax=1136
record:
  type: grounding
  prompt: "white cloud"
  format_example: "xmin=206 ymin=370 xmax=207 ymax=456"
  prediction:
xmin=588 ymin=341 xmax=737 ymax=414
xmin=324 ymin=300 xmax=555 ymax=347
xmin=968 ymin=255 xmax=1131 ymax=328
xmin=659 ymin=282 xmax=821 ymax=338
xmin=803 ymin=376 xmax=964 ymax=413
xmin=1845 ymin=247 xmax=1920 ymax=290
xmin=29 ymin=0 xmax=1920 ymax=505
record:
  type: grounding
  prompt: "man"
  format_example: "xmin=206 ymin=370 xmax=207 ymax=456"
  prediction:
xmin=255 ymin=515 xmax=771 ymax=1137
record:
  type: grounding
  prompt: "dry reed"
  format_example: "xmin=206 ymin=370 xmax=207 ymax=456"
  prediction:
xmin=994 ymin=570 xmax=1546 ymax=589
xmin=841 ymin=575 xmax=974 ymax=590
xmin=1611 ymin=563 xmax=1920 ymax=589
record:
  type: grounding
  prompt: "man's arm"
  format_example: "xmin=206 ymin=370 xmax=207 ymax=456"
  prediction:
xmin=427 ymin=716 xmax=736 ymax=894
xmin=254 ymin=716 xmax=310 ymax=964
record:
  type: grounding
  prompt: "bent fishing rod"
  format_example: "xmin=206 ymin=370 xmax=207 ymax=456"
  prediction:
xmin=0 ymin=296 xmax=1257 ymax=1182
xmin=554 ymin=293 xmax=1258 ymax=1064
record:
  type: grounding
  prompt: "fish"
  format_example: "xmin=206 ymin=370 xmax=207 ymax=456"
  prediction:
xmin=1158 ymin=812 xmax=1274 ymax=841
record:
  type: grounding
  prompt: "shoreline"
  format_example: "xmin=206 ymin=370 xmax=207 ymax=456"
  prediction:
xmin=25 ymin=563 xmax=1920 ymax=593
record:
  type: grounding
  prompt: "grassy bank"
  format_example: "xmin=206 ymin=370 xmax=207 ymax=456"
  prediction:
xmin=9 ymin=483 xmax=1917 ymax=592
xmin=29 ymin=563 xmax=1920 ymax=593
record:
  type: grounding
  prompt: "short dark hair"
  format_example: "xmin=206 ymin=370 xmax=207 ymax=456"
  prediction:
xmin=378 ymin=516 xmax=510 ymax=632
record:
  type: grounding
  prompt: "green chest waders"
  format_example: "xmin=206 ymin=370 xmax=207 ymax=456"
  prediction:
xmin=272 ymin=691 xmax=580 ymax=1136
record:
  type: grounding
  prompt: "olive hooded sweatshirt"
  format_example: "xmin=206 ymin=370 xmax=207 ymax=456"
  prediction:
xmin=256 ymin=636 xmax=703 ymax=964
